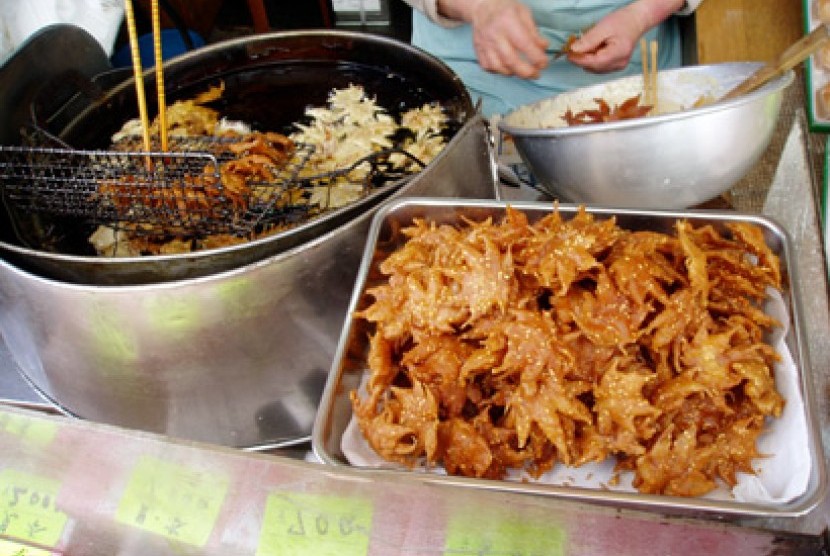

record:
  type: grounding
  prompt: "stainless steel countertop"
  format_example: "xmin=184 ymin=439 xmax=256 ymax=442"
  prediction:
xmin=0 ymin=88 xmax=827 ymax=542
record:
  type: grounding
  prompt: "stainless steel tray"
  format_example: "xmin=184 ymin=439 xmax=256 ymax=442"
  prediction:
xmin=312 ymin=197 xmax=827 ymax=518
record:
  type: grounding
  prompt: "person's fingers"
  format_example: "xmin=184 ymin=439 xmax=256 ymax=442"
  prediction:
xmin=514 ymin=6 xmax=548 ymax=66
xmin=569 ymin=51 xmax=629 ymax=73
xmin=569 ymin=31 xmax=603 ymax=55
xmin=568 ymin=36 xmax=633 ymax=73
xmin=475 ymin=40 xmax=506 ymax=74
xmin=476 ymin=40 xmax=546 ymax=78
xmin=472 ymin=3 xmax=548 ymax=78
xmin=567 ymin=2 xmax=644 ymax=73
xmin=491 ymin=31 xmax=547 ymax=77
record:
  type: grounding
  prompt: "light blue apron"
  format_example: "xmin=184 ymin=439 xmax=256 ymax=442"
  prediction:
xmin=411 ymin=0 xmax=682 ymax=116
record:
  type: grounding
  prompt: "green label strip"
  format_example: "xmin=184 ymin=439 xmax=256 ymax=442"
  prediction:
xmin=257 ymin=493 xmax=373 ymax=556
xmin=445 ymin=511 xmax=566 ymax=556
xmin=0 ymin=469 xmax=67 ymax=548
xmin=0 ymin=412 xmax=57 ymax=448
xmin=116 ymin=456 xmax=228 ymax=547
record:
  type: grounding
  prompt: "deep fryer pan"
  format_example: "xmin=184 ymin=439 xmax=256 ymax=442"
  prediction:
xmin=0 ymin=30 xmax=475 ymax=284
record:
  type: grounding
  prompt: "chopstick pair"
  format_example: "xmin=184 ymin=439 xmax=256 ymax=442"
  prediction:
xmin=123 ymin=0 xmax=169 ymax=154
xmin=640 ymin=38 xmax=658 ymax=111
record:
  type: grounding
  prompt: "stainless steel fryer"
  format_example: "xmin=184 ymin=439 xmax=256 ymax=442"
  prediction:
xmin=0 ymin=111 xmax=498 ymax=449
xmin=0 ymin=29 xmax=476 ymax=285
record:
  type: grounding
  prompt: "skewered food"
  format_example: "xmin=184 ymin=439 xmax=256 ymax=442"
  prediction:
xmin=350 ymin=205 xmax=785 ymax=497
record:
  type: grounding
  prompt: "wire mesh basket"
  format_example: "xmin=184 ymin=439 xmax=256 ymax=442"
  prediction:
xmin=0 ymin=132 xmax=429 ymax=255
xmin=0 ymin=134 xmax=317 ymax=239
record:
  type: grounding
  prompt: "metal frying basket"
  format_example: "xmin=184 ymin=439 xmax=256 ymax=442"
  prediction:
xmin=0 ymin=137 xmax=430 ymax=254
xmin=2 ymin=143 xmax=291 ymax=232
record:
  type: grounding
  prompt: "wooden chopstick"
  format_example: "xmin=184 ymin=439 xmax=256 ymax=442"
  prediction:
xmin=640 ymin=38 xmax=658 ymax=111
xmin=650 ymin=39 xmax=658 ymax=111
xmin=640 ymin=38 xmax=649 ymax=106
xmin=723 ymin=24 xmax=830 ymax=101
xmin=151 ymin=0 xmax=168 ymax=152
xmin=124 ymin=0 xmax=152 ymax=157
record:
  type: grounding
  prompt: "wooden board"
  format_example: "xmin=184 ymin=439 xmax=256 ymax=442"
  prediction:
xmin=695 ymin=0 xmax=803 ymax=64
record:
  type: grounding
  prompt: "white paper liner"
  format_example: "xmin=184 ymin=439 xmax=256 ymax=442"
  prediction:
xmin=341 ymin=289 xmax=811 ymax=506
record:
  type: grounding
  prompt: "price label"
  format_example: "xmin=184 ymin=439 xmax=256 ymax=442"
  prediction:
xmin=445 ymin=512 xmax=566 ymax=556
xmin=0 ymin=412 xmax=57 ymax=448
xmin=0 ymin=469 xmax=67 ymax=548
xmin=116 ymin=456 xmax=228 ymax=547
xmin=257 ymin=493 xmax=372 ymax=556
xmin=0 ymin=538 xmax=53 ymax=556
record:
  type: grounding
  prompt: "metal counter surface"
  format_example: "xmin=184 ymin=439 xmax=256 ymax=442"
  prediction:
xmin=0 ymin=108 xmax=828 ymax=553
xmin=726 ymin=111 xmax=830 ymax=537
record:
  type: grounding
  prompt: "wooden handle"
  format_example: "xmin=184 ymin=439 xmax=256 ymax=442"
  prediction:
xmin=151 ymin=0 xmax=168 ymax=152
xmin=723 ymin=24 xmax=830 ymax=100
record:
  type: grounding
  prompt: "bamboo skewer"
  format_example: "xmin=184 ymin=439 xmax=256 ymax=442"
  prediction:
xmin=151 ymin=0 xmax=168 ymax=152
xmin=124 ymin=0 xmax=152 ymax=157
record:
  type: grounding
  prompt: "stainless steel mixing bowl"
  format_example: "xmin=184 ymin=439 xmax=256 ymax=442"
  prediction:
xmin=498 ymin=62 xmax=794 ymax=209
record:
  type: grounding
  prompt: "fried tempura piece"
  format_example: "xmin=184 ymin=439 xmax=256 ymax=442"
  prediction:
xmin=351 ymin=205 xmax=786 ymax=497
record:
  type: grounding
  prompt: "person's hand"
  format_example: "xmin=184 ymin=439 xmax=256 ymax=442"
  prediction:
xmin=467 ymin=0 xmax=549 ymax=79
xmin=566 ymin=2 xmax=649 ymax=73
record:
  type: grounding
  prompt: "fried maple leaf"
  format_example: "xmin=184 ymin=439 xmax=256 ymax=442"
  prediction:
xmin=562 ymin=94 xmax=653 ymax=126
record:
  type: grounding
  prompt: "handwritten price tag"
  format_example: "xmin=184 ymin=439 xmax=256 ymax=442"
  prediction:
xmin=0 ymin=411 xmax=57 ymax=448
xmin=116 ymin=456 xmax=228 ymax=547
xmin=445 ymin=512 xmax=566 ymax=556
xmin=0 ymin=469 xmax=67 ymax=548
xmin=257 ymin=493 xmax=372 ymax=556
